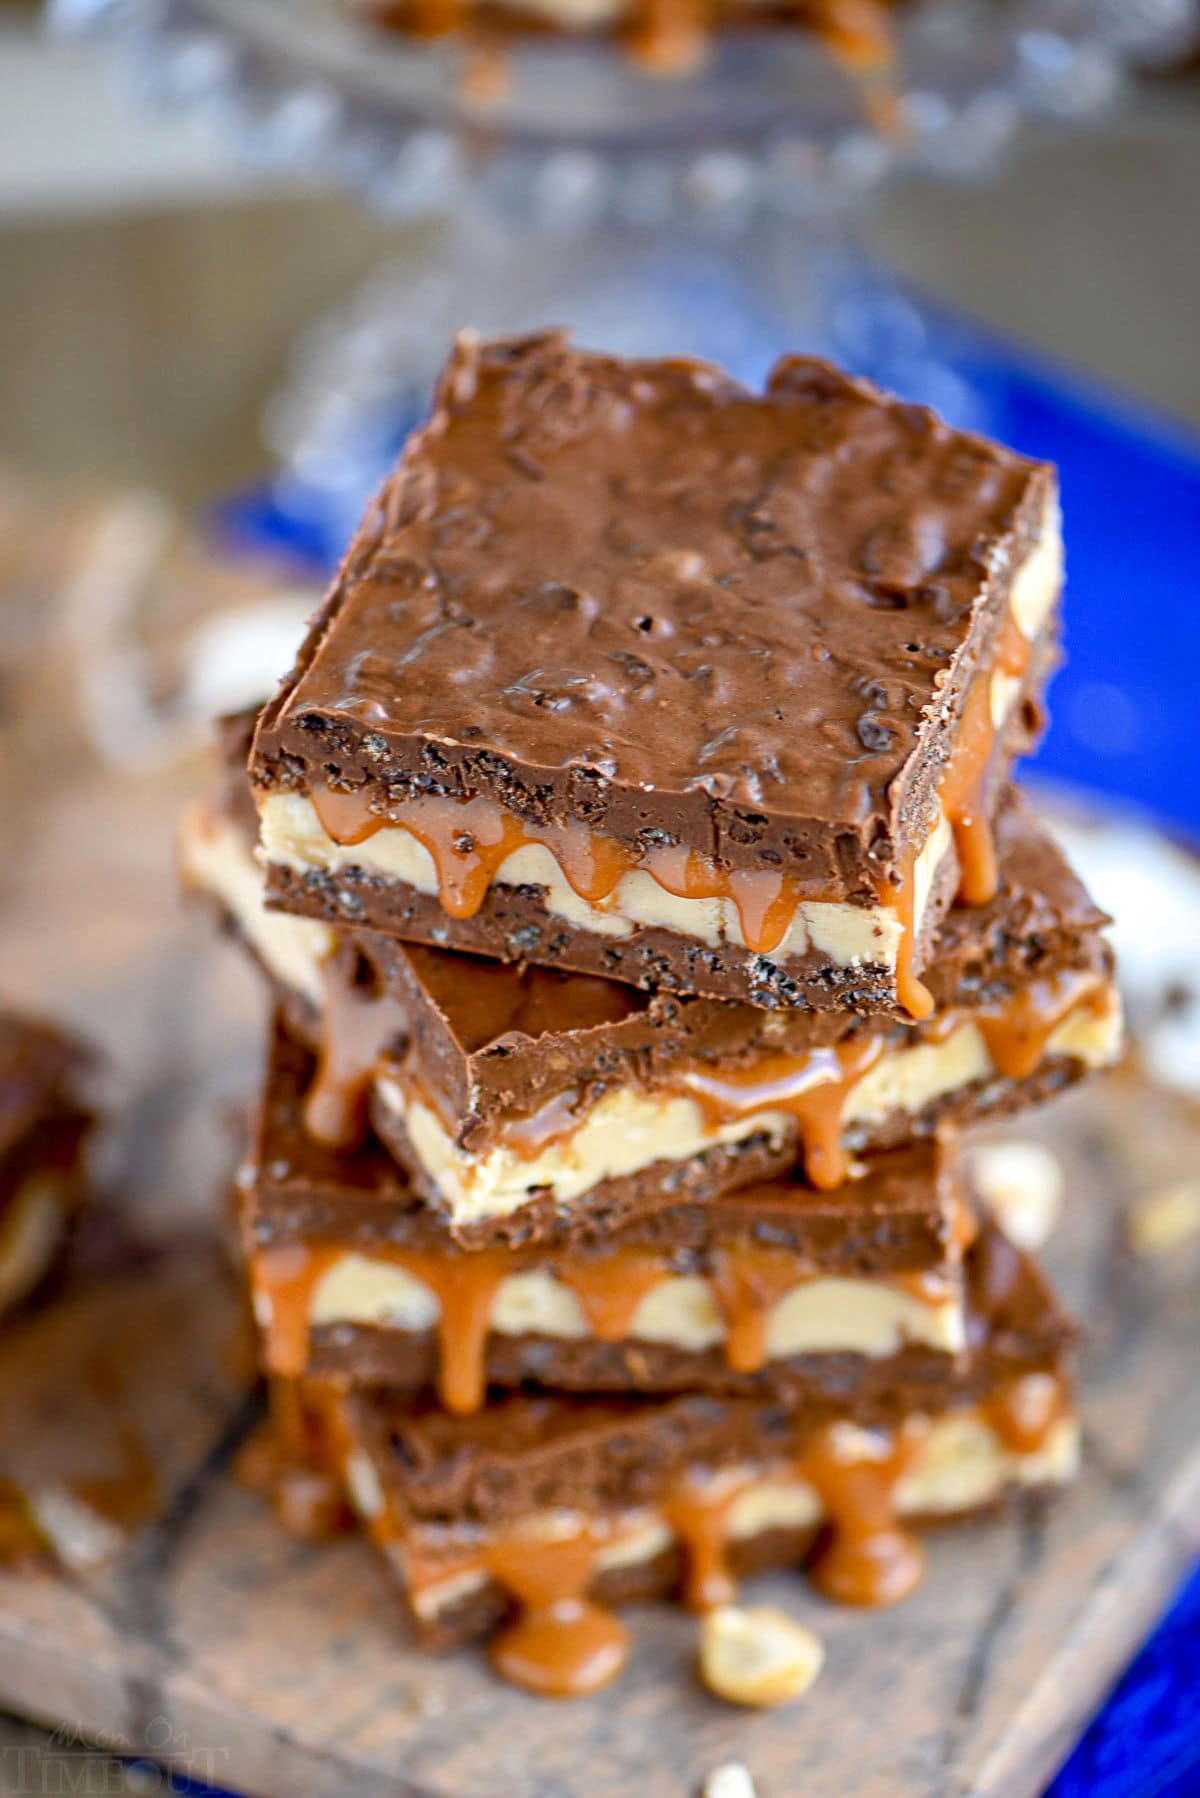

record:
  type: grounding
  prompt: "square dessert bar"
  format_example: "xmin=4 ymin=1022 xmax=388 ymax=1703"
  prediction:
xmin=250 ymin=332 xmax=1062 ymax=1018
xmin=297 ymin=1226 xmax=1075 ymax=1688
xmin=241 ymin=1025 xmax=973 ymax=1411
xmin=0 ymin=1011 xmax=94 ymax=1319
xmin=184 ymin=769 xmax=1119 ymax=1242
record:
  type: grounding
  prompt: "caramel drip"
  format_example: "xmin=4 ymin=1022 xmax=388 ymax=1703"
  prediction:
xmin=886 ymin=841 xmax=935 ymax=1023
xmin=486 ymin=1528 xmax=628 ymax=1698
xmin=676 ymin=1034 xmax=885 ymax=1190
xmin=710 ymin=1244 xmax=811 ymax=1374
xmin=309 ymin=784 xmax=825 ymax=960
xmin=984 ymin=1373 xmax=1066 ymax=1456
xmin=798 ymin=1425 xmax=926 ymax=1607
xmin=942 ymin=608 xmax=1031 ymax=908
xmin=883 ymin=602 xmax=1036 ymax=1016
xmin=502 ymin=1087 xmax=587 ymax=1161
xmin=664 ymin=1471 xmax=752 ymax=1610
xmin=976 ymin=967 xmax=1106 ymax=1082
xmin=234 ymin=1380 xmax=351 ymax=1542
xmin=253 ymin=1239 xmax=510 ymax=1416
xmin=566 ymin=1250 xmax=668 ymax=1343
xmin=647 ymin=846 xmax=804 ymax=960
xmin=253 ymin=1242 xmax=340 ymax=1378
xmin=392 ymin=1247 xmax=512 ymax=1415
xmin=304 ymin=956 xmax=409 ymax=1152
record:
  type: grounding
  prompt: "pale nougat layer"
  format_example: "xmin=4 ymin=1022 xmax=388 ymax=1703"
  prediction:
xmin=184 ymin=798 xmax=1118 ymax=1236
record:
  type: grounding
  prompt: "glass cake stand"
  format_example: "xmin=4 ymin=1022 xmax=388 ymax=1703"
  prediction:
xmin=54 ymin=0 xmax=1199 ymax=549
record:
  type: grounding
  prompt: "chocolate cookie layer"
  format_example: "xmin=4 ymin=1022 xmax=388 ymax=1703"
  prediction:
xmin=250 ymin=333 xmax=1062 ymax=1016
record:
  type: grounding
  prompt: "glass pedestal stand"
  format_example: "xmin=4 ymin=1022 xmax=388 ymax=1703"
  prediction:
xmin=57 ymin=0 xmax=1199 ymax=548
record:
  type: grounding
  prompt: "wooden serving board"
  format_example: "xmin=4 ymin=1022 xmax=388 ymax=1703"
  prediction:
xmin=0 ymin=755 xmax=1198 ymax=1798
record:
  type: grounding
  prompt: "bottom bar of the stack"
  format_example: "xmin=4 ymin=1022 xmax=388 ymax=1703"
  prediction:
xmin=261 ymin=1223 xmax=1076 ymax=1697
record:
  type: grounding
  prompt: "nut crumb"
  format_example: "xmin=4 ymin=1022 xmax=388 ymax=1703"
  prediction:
xmin=967 ymin=1141 xmax=1063 ymax=1249
xmin=1129 ymin=1181 xmax=1200 ymax=1259
xmin=702 ymin=1764 xmax=758 ymax=1798
xmin=699 ymin=1604 xmax=824 ymax=1709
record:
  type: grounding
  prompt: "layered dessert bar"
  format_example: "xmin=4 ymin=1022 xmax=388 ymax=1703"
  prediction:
xmin=249 ymin=333 xmax=1062 ymax=1020
xmin=0 ymin=1011 xmax=94 ymax=1319
xmin=295 ymin=1225 xmax=1075 ymax=1693
xmin=367 ymin=0 xmax=896 ymax=78
xmin=185 ymin=758 xmax=1120 ymax=1243
xmin=240 ymin=1024 xmax=974 ymax=1410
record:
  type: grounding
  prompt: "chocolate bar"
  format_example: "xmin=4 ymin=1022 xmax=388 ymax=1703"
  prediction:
xmin=0 ymin=1011 xmax=94 ymax=1319
xmin=249 ymin=333 xmax=1061 ymax=1019
xmin=184 ymin=779 xmax=1119 ymax=1244
xmin=294 ymin=1227 xmax=1074 ymax=1692
xmin=240 ymin=1025 xmax=976 ymax=1409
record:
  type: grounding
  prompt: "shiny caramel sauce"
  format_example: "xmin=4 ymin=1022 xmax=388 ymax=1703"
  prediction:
xmin=886 ymin=840 xmax=935 ymax=1022
xmin=675 ymin=1035 xmax=884 ymax=1191
xmin=710 ymin=1244 xmax=812 ymax=1375
xmin=664 ymin=1470 xmax=752 ymax=1610
xmin=411 ymin=962 xmax=1100 ymax=1190
xmin=798 ymin=1424 xmax=926 ymax=1606
xmin=975 ymin=967 xmax=1108 ymax=1082
xmin=253 ymin=1239 xmax=510 ymax=1415
xmin=310 ymin=782 xmax=815 ymax=963
xmin=940 ymin=607 xmax=1032 ymax=909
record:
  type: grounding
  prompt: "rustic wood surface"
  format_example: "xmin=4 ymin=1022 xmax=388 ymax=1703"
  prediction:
xmin=0 ymin=740 xmax=1197 ymax=1798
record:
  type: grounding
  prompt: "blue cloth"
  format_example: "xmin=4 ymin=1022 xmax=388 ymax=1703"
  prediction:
xmin=218 ymin=291 xmax=1200 ymax=1793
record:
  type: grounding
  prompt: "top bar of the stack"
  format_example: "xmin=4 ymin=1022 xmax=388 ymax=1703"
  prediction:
xmin=250 ymin=331 xmax=1061 ymax=1019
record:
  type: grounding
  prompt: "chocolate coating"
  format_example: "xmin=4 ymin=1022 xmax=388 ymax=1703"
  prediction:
xmin=246 ymin=1022 xmax=959 ymax=1271
xmin=252 ymin=332 xmax=1056 ymax=896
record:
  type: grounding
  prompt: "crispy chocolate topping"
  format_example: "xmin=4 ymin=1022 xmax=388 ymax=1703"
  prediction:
xmin=251 ymin=333 xmax=1055 ymax=895
xmin=357 ymin=792 xmax=1111 ymax=1144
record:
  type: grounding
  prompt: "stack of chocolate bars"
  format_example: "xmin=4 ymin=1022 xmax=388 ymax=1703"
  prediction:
xmin=182 ymin=333 xmax=1121 ymax=1699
